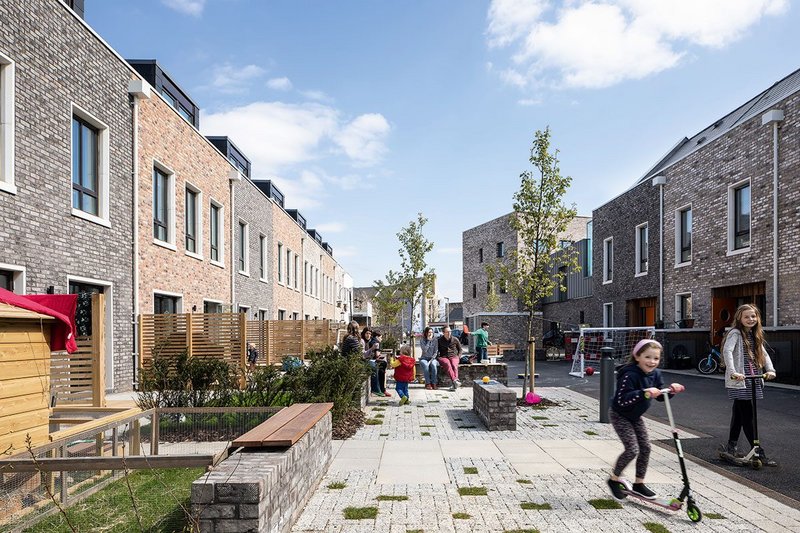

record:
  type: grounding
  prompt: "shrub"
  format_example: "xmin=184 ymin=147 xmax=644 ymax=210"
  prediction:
xmin=228 ymin=365 xmax=293 ymax=407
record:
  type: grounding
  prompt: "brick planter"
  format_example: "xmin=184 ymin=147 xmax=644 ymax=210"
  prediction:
xmin=472 ymin=380 xmax=516 ymax=431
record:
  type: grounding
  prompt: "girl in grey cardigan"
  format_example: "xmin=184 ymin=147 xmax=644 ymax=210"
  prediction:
xmin=720 ymin=304 xmax=777 ymax=465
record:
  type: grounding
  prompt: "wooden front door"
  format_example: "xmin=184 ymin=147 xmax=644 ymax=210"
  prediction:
xmin=711 ymin=297 xmax=737 ymax=346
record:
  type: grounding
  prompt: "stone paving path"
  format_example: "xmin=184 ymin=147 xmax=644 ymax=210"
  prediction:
xmin=292 ymin=385 xmax=800 ymax=533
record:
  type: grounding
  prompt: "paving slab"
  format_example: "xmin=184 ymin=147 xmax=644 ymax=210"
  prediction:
xmin=292 ymin=385 xmax=800 ymax=532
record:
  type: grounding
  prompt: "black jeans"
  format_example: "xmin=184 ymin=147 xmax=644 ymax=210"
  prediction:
xmin=728 ymin=399 xmax=755 ymax=447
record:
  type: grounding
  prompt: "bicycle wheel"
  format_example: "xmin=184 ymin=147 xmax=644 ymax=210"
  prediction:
xmin=697 ymin=357 xmax=717 ymax=375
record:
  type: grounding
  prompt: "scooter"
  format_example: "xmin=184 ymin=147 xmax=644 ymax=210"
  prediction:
xmin=617 ymin=388 xmax=702 ymax=523
xmin=718 ymin=374 xmax=775 ymax=469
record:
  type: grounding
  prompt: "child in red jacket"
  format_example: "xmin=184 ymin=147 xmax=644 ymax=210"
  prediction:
xmin=394 ymin=344 xmax=416 ymax=405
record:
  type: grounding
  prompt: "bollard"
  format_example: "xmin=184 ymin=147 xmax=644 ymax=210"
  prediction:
xmin=599 ymin=342 xmax=615 ymax=423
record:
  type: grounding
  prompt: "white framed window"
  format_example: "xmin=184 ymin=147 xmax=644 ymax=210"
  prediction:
xmin=277 ymin=242 xmax=284 ymax=284
xmin=496 ymin=241 xmax=505 ymax=258
xmin=0 ymin=263 xmax=25 ymax=293
xmin=675 ymin=293 xmax=692 ymax=324
xmin=304 ymin=261 xmax=309 ymax=293
xmin=71 ymin=104 xmax=110 ymax=227
xmin=203 ymin=299 xmax=223 ymax=313
xmin=603 ymin=302 xmax=614 ymax=328
xmin=258 ymin=308 xmax=269 ymax=321
xmin=603 ymin=237 xmax=613 ymax=284
xmin=259 ymin=234 xmax=267 ymax=282
xmin=285 ymin=248 xmax=292 ymax=287
xmin=0 ymin=52 xmax=16 ymax=195
xmin=238 ymin=304 xmax=250 ymax=318
xmin=238 ymin=220 xmax=249 ymax=275
xmin=277 ymin=309 xmax=286 ymax=320
xmin=728 ymin=180 xmax=751 ymax=254
xmin=293 ymin=254 xmax=299 ymax=290
xmin=635 ymin=223 xmax=648 ymax=276
xmin=152 ymin=161 xmax=176 ymax=249
xmin=154 ymin=291 xmax=183 ymax=314
xmin=209 ymin=199 xmax=224 ymax=267
xmin=184 ymin=182 xmax=203 ymax=259
xmin=675 ymin=204 xmax=692 ymax=266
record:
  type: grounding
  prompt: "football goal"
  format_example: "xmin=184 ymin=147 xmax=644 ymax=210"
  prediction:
xmin=569 ymin=326 xmax=656 ymax=377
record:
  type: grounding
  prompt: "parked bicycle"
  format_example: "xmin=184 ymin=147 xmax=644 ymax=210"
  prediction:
xmin=697 ymin=343 xmax=723 ymax=374
xmin=543 ymin=324 xmax=566 ymax=360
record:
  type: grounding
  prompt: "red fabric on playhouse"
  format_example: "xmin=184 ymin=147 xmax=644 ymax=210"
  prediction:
xmin=0 ymin=288 xmax=78 ymax=353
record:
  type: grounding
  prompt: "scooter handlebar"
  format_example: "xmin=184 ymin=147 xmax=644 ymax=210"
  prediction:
xmin=730 ymin=374 xmax=767 ymax=380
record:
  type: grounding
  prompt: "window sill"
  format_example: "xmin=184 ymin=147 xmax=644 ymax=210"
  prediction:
xmin=238 ymin=270 xmax=250 ymax=278
xmin=603 ymin=279 xmax=613 ymax=285
xmin=727 ymin=247 xmax=750 ymax=257
xmin=185 ymin=251 xmax=204 ymax=261
xmin=210 ymin=259 xmax=224 ymax=269
xmin=259 ymin=277 xmax=269 ymax=284
xmin=0 ymin=181 xmax=17 ymax=195
xmin=72 ymin=208 xmax=111 ymax=228
xmin=153 ymin=238 xmax=177 ymax=252
xmin=635 ymin=271 xmax=648 ymax=278
xmin=675 ymin=261 xmax=692 ymax=269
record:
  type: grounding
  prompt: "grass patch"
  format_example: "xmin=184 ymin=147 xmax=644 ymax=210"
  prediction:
xmin=579 ymin=415 xmax=588 ymax=418
xmin=542 ymin=424 xmax=558 ymax=427
xmin=376 ymin=495 xmax=409 ymax=501
xmin=463 ymin=467 xmax=478 ymax=474
xmin=588 ymin=498 xmax=622 ymax=510
xmin=427 ymin=400 xmax=440 ymax=403
xmin=26 ymin=467 xmax=203 ymax=533
xmin=706 ymin=513 xmax=726 ymax=519
xmin=372 ymin=407 xmax=386 ymax=411
xmin=566 ymin=407 xmax=580 ymax=411
xmin=452 ymin=512 xmax=471 ymax=519
xmin=364 ymin=418 xmax=383 ymax=425
xmin=343 ymin=506 xmax=379 ymax=519
xmin=516 ymin=479 xmax=532 ymax=484
xmin=531 ymin=405 xmax=548 ymax=410
xmin=327 ymin=482 xmax=346 ymax=489
xmin=420 ymin=424 xmax=436 ymax=428
xmin=584 ymin=430 xmax=598 ymax=436
xmin=457 ymin=425 xmax=477 ymax=429
xmin=425 ymin=414 xmax=440 ymax=418
xmin=421 ymin=431 xmax=431 ymax=436
xmin=643 ymin=523 xmax=670 ymax=533
xmin=379 ymin=433 xmax=389 ymax=436
xmin=458 ymin=486 xmax=488 ymax=496
xmin=406 ymin=530 xmax=424 ymax=533
xmin=531 ymin=416 xmax=549 ymax=420
xmin=520 ymin=502 xmax=552 ymax=510
xmin=374 ymin=413 xmax=385 ymax=418
xmin=503 ymin=529 xmax=539 ymax=533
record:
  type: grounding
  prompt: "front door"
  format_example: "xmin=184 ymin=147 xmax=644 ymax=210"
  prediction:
xmin=711 ymin=297 xmax=737 ymax=346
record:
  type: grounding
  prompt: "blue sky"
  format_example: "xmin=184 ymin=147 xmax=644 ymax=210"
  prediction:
xmin=87 ymin=0 xmax=798 ymax=303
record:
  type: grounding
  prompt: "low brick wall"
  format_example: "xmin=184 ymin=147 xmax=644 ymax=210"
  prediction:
xmin=472 ymin=380 xmax=516 ymax=431
xmin=414 ymin=361 xmax=508 ymax=387
xmin=191 ymin=412 xmax=332 ymax=533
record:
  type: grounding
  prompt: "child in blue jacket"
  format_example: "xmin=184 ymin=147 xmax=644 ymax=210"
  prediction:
xmin=607 ymin=339 xmax=685 ymax=500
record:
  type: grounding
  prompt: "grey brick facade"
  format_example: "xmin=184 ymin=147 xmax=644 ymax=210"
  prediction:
xmin=0 ymin=0 xmax=135 ymax=390
xmin=234 ymin=177 xmax=274 ymax=317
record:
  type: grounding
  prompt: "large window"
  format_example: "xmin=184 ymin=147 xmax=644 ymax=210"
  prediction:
xmin=210 ymin=201 xmax=222 ymax=264
xmin=238 ymin=221 xmax=249 ymax=274
xmin=71 ymin=106 xmax=109 ymax=225
xmin=603 ymin=237 xmax=613 ymax=283
xmin=635 ymin=223 xmax=648 ymax=275
xmin=72 ymin=117 xmax=99 ymax=216
xmin=676 ymin=206 xmax=692 ymax=265
xmin=185 ymin=186 xmax=201 ymax=256
xmin=153 ymin=166 xmax=173 ymax=244
xmin=154 ymin=293 xmax=180 ymax=314
xmin=603 ymin=303 xmax=614 ymax=328
xmin=203 ymin=300 xmax=222 ymax=313
xmin=0 ymin=264 xmax=24 ymax=293
xmin=730 ymin=181 xmax=751 ymax=251
xmin=0 ymin=52 xmax=15 ymax=194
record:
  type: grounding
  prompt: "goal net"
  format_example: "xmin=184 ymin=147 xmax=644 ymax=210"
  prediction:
xmin=569 ymin=327 xmax=656 ymax=377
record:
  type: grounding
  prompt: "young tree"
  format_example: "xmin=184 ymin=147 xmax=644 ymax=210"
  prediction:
xmin=395 ymin=213 xmax=435 ymax=339
xmin=498 ymin=128 xmax=579 ymax=393
xmin=372 ymin=271 xmax=405 ymax=328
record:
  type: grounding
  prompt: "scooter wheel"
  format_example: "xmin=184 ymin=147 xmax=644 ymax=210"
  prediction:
xmin=750 ymin=458 xmax=763 ymax=470
xmin=687 ymin=503 xmax=702 ymax=523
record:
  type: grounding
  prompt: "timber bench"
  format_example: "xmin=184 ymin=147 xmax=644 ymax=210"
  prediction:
xmin=486 ymin=343 xmax=516 ymax=362
xmin=472 ymin=380 xmax=517 ymax=431
xmin=194 ymin=402 xmax=334 ymax=532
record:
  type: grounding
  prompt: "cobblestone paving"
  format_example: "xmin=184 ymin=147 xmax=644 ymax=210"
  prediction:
xmin=292 ymin=386 xmax=800 ymax=533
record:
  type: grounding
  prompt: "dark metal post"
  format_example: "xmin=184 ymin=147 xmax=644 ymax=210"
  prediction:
xmin=599 ymin=342 xmax=615 ymax=423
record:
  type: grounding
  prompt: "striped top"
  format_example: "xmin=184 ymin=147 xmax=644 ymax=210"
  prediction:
xmin=727 ymin=331 xmax=764 ymax=400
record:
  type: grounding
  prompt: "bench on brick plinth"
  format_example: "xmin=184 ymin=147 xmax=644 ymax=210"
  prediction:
xmin=192 ymin=403 xmax=333 ymax=533
xmin=472 ymin=380 xmax=516 ymax=431
xmin=416 ymin=361 xmax=508 ymax=387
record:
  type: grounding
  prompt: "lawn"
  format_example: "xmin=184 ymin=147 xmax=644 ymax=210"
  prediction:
xmin=26 ymin=467 xmax=203 ymax=533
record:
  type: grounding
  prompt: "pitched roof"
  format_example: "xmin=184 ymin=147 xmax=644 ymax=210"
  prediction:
xmin=637 ymin=66 xmax=800 ymax=185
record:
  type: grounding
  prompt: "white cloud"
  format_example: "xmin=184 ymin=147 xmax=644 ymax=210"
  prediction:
xmin=487 ymin=0 xmax=789 ymax=89
xmin=267 ymin=171 xmax=324 ymax=211
xmin=334 ymin=113 xmax=391 ymax=166
xmin=315 ymin=222 xmax=346 ymax=233
xmin=209 ymin=64 xmax=266 ymax=94
xmin=518 ymin=98 xmax=542 ymax=106
xmin=301 ymin=89 xmax=333 ymax=102
xmin=161 ymin=0 xmax=205 ymax=16
xmin=267 ymin=77 xmax=293 ymax=91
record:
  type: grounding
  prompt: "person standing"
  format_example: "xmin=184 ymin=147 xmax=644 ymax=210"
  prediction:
xmin=419 ymin=327 xmax=439 ymax=389
xmin=437 ymin=326 xmax=462 ymax=390
xmin=720 ymin=304 xmax=777 ymax=465
xmin=471 ymin=322 xmax=491 ymax=362
xmin=393 ymin=344 xmax=416 ymax=405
